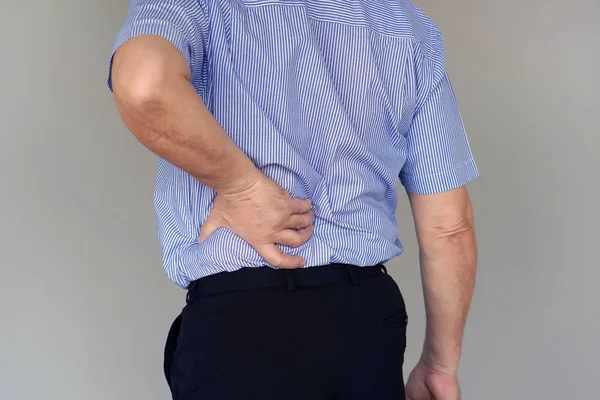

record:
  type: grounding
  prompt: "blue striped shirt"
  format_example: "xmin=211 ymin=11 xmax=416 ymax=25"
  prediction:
xmin=109 ymin=0 xmax=478 ymax=288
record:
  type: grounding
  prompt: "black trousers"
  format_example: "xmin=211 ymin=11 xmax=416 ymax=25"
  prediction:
xmin=164 ymin=264 xmax=407 ymax=400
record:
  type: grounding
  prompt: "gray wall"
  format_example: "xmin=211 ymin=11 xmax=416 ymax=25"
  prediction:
xmin=1 ymin=1 xmax=598 ymax=399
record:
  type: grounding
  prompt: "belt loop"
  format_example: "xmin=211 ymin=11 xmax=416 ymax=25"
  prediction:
xmin=346 ymin=265 xmax=359 ymax=285
xmin=284 ymin=271 xmax=296 ymax=291
xmin=380 ymin=264 xmax=388 ymax=275
xmin=318 ymin=271 xmax=325 ymax=285
xmin=186 ymin=280 xmax=197 ymax=304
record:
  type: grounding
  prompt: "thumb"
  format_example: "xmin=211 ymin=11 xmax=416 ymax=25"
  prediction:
xmin=198 ymin=213 xmax=223 ymax=244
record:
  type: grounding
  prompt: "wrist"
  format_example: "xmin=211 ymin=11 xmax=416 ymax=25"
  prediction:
xmin=215 ymin=163 xmax=263 ymax=196
xmin=421 ymin=342 xmax=461 ymax=375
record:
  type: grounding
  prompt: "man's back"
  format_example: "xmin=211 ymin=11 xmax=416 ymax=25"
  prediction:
xmin=110 ymin=1 xmax=478 ymax=399
xmin=110 ymin=0 xmax=477 ymax=287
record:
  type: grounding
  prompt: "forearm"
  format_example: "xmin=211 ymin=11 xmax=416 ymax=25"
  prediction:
xmin=418 ymin=222 xmax=477 ymax=373
xmin=111 ymin=36 xmax=261 ymax=194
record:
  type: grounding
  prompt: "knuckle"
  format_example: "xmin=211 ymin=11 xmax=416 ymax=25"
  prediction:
xmin=304 ymin=214 xmax=313 ymax=225
xmin=301 ymin=225 xmax=313 ymax=235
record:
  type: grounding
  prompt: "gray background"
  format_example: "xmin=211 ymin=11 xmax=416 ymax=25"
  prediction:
xmin=1 ymin=0 xmax=598 ymax=399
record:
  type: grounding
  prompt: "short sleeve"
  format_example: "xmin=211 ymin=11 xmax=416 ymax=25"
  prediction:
xmin=399 ymin=31 xmax=479 ymax=195
xmin=107 ymin=0 xmax=208 ymax=91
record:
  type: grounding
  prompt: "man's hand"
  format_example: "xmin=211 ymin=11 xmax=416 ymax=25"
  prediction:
xmin=198 ymin=173 xmax=314 ymax=269
xmin=406 ymin=359 xmax=460 ymax=400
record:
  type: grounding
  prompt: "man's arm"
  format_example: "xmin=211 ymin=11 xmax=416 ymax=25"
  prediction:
xmin=398 ymin=20 xmax=478 ymax=399
xmin=406 ymin=186 xmax=477 ymax=396
xmin=112 ymin=35 xmax=259 ymax=194
xmin=110 ymin=35 xmax=313 ymax=268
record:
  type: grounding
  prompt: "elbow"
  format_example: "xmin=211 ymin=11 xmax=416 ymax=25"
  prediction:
xmin=112 ymin=70 xmax=167 ymax=111
xmin=110 ymin=36 xmax=191 ymax=111
xmin=111 ymin=50 xmax=172 ymax=111
xmin=431 ymin=217 xmax=474 ymax=240
xmin=411 ymin=188 xmax=477 ymax=258
xmin=110 ymin=61 xmax=171 ymax=148
xmin=418 ymin=216 xmax=477 ymax=262
xmin=424 ymin=205 xmax=475 ymax=242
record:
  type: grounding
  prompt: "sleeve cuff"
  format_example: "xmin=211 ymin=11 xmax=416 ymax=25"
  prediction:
xmin=107 ymin=19 xmax=191 ymax=92
xmin=401 ymin=158 xmax=479 ymax=195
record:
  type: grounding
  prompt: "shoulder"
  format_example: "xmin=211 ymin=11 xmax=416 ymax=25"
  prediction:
xmin=300 ymin=0 xmax=444 ymax=70
xmin=371 ymin=0 xmax=443 ymax=65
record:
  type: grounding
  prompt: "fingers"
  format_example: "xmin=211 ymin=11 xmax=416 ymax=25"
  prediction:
xmin=405 ymin=391 xmax=430 ymax=400
xmin=285 ymin=210 xmax=314 ymax=230
xmin=405 ymin=374 xmax=433 ymax=400
xmin=275 ymin=225 xmax=313 ymax=247
xmin=257 ymin=244 xmax=306 ymax=269
xmin=289 ymin=198 xmax=312 ymax=214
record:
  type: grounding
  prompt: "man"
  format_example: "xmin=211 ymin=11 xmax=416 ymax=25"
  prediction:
xmin=109 ymin=0 xmax=478 ymax=399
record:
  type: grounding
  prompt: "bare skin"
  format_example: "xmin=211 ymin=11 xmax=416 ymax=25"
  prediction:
xmin=111 ymin=34 xmax=477 ymax=400
xmin=111 ymin=35 xmax=312 ymax=269
xmin=405 ymin=187 xmax=477 ymax=400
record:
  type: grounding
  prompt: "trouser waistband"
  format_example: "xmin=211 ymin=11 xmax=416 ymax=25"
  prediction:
xmin=186 ymin=263 xmax=387 ymax=304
